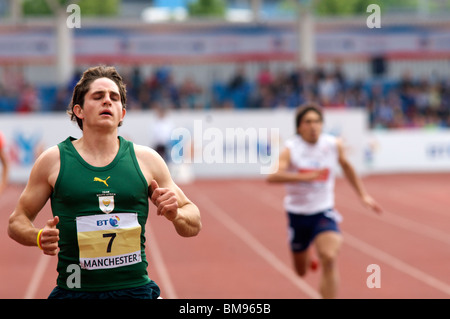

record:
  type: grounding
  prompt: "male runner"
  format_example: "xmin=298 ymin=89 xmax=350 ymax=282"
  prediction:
xmin=8 ymin=65 xmax=202 ymax=298
xmin=267 ymin=103 xmax=382 ymax=298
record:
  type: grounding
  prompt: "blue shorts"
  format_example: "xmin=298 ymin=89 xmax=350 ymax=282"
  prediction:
xmin=287 ymin=209 xmax=341 ymax=253
xmin=48 ymin=281 xmax=160 ymax=299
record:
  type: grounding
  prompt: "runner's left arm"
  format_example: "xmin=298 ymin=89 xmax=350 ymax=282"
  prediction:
xmin=337 ymin=138 xmax=383 ymax=214
xmin=135 ymin=145 xmax=201 ymax=237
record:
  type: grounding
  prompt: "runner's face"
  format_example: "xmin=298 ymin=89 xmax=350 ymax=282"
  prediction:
xmin=76 ymin=77 xmax=126 ymax=131
xmin=297 ymin=110 xmax=322 ymax=143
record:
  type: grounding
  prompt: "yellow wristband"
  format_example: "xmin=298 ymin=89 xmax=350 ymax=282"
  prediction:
xmin=37 ymin=229 xmax=44 ymax=250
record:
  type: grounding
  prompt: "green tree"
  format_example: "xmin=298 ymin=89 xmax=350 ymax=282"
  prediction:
xmin=187 ymin=0 xmax=226 ymax=18
xmin=313 ymin=0 xmax=420 ymax=16
xmin=22 ymin=0 xmax=120 ymax=16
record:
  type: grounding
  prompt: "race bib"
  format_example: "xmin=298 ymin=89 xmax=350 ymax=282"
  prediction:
xmin=76 ymin=213 xmax=142 ymax=270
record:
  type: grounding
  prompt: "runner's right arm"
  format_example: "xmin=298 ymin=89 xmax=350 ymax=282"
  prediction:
xmin=266 ymin=147 xmax=326 ymax=183
xmin=8 ymin=147 xmax=60 ymax=255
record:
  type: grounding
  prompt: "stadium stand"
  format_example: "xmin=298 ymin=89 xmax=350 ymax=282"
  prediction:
xmin=1 ymin=64 xmax=449 ymax=130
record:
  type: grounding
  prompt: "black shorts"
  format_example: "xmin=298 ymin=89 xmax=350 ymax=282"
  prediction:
xmin=48 ymin=281 xmax=160 ymax=299
xmin=287 ymin=209 xmax=341 ymax=253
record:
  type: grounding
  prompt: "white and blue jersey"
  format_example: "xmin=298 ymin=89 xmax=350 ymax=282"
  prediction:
xmin=284 ymin=133 xmax=340 ymax=216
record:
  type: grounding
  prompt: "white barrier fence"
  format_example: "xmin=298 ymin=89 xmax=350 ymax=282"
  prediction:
xmin=366 ymin=130 xmax=450 ymax=174
xmin=1 ymin=109 xmax=448 ymax=184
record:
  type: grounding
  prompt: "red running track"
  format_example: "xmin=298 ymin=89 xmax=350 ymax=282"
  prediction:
xmin=1 ymin=173 xmax=449 ymax=299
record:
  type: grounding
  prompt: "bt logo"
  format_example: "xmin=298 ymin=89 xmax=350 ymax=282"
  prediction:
xmin=96 ymin=216 xmax=120 ymax=227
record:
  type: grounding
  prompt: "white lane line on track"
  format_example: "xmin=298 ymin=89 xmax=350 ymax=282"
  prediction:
xmin=24 ymin=254 xmax=51 ymax=299
xmin=247 ymin=182 xmax=450 ymax=296
xmin=239 ymin=180 xmax=450 ymax=246
xmin=147 ymin=222 xmax=178 ymax=299
xmin=194 ymin=192 xmax=321 ymax=299
xmin=337 ymin=199 xmax=450 ymax=246
xmin=343 ymin=231 xmax=450 ymax=296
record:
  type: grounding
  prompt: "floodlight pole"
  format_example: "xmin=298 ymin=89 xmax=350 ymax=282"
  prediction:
xmin=250 ymin=0 xmax=261 ymax=22
xmin=56 ymin=7 xmax=74 ymax=86
xmin=46 ymin=0 xmax=74 ymax=87
xmin=10 ymin=0 xmax=22 ymax=23
xmin=298 ymin=0 xmax=315 ymax=70
xmin=417 ymin=0 xmax=429 ymax=19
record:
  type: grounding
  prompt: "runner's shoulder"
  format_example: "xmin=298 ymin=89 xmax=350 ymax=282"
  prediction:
xmin=32 ymin=145 xmax=60 ymax=172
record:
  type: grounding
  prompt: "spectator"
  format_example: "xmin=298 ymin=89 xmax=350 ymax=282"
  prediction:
xmin=179 ymin=76 xmax=202 ymax=109
xmin=16 ymin=84 xmax=40 ymax=113
xmin=2 ymin=62 xmax=450 ymax=129
xmin=318 ymin=71 xmax=339 ymax=107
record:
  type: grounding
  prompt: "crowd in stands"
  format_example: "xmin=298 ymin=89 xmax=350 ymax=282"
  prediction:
xmin=1 ymin=63 xmax=449 ymax=130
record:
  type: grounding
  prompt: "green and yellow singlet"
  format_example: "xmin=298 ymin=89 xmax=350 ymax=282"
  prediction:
xmin=51 ymin=136 xmax=152 ymax=291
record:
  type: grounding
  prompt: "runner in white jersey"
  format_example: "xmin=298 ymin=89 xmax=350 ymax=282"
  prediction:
xmin=283 ymin=133 xmax=338 ymax=215
xmin=267 ymin=103 xmax=382 ymax=299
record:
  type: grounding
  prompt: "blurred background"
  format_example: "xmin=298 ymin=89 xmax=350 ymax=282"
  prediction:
xmin=1 ymin=0 xmax=450 ymax=300
xmin=1 ymin=0 xmax=450 ymax=181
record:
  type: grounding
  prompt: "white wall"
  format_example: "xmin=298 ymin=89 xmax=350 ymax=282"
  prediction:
xmin=0 ymin=109 xmax=367 ymax=183
xmin=366 ymin=129 xmax=450 ymax=173
xmin=4 ymin=108 xmax=449 ymax=184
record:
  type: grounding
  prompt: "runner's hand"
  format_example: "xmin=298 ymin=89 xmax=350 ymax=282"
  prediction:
xmin=361 ymin=195 xmax=383 ymax=214
xmin=150 ymin=180 xmax=179 ymax=221
xmin=40 ymin=216 xmax=60 ymax=256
